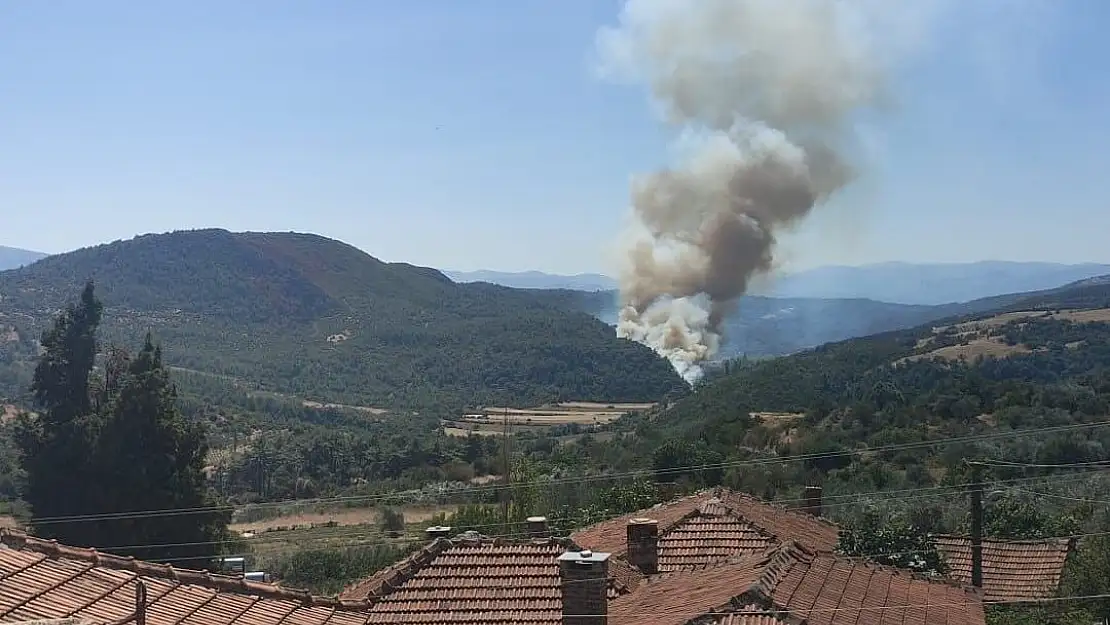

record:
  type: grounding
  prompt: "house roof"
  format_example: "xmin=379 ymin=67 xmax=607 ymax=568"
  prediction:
xmin=0 ymin=529 xmax=372 ymax=625
xmin=340 ymin=533 xmax=641 ymax=625
xmin=658 ymin=510 xmax=775 ymax=572
xmin=934 ymin=535 xmax=1072 ymax=602
xmin=570 ymin=491 xmax=712 ymax=557
xmin=713 ymin=490 xmax=840 ymax=552
xmin=610 ymin=542 xmax=985 ymax=625
xmin=570 ymin=488 xmax=839 ymax=570
xmin=608 ymin=552 xmax=769 ymax=625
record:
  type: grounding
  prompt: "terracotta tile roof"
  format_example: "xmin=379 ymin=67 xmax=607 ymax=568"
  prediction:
xmin=713 ymin=611 xmax=791 ymax=625
xmin=714 ymin=490 xmax=840 ymax=552
xmin=657 ymin=512 xmax=775 ymax=572
xmin=934 ymin=535 xmax=1072 ymax=602
xmin=341 ymin=534 xmax=639 ymax=625
xmin=609 ymin=552 xmax=770 ymax=625
xmin=571 ymin=489 xmax=839 ymax=572
xmin=0 ymin=529 xmax=372 ymax=625
xmin=570 ymin=491 xmax=715 ymax=557
xmin=611 ymin=542 xmax=985 ymax=625
xmin=768 ymin=545 xmax=983 ymax=625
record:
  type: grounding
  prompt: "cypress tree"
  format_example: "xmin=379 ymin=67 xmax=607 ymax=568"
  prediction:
xmin=16 ymin=281 xmax=103 ymax=546
xmin=17 ymin=283 xmax=230 ymax=566
xmin=91 ymin=334 xmax=231 ymax=564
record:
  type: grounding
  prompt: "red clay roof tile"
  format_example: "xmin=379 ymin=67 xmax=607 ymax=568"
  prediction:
xmin=658 ymin=514 xmax=776 ymax=572
xmin=715 ymin=491 xmax=840 ymax=552
xmin=765 ymin=545 xmax=984 ymax=625
xmin=611 ymin=542 xmax=985 ymax=625
xmin=571 ymin=491 xmax=715 ymax=556
xmin=934 ymin=535 xmax=1071 ymax=602
xmin=0 ymin=529 xmax=373 ymax=625
xmin=571 ymin=489 xmax=840 ymax=563
xmin=352 ymin=536 xmax=637 ymax=625
xmin=609 ymin=552 xmax=770 ymax=625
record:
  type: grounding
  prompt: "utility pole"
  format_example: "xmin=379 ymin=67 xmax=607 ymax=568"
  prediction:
xmin=501 ymin=406 xmax=511 ymax=526
xmin=968 ymin=460 xmax=984 ymax=589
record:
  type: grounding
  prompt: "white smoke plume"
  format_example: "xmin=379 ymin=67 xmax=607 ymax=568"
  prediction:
xmin=598 ymin=0 xmax=899 ymax=384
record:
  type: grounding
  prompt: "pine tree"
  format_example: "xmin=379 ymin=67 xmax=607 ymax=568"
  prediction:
xmin=16 ymin=281 xmax=104 ymax=546
xmin=17 ymin=284 xmax=230 ymax=566
xmin=91 ymin=334 xmax=231 ymax=564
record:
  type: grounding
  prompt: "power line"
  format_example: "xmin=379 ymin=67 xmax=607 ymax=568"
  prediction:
xmin=92 ymin=472 xmax=1110 ymax=562
xmin=29 ymin=419 xmax=1110 ymax=526
xmin=978 ymin=458 xmax=1110 ymax=468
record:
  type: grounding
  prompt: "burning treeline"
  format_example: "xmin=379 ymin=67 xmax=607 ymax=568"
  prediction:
xmin=598 ymin=0 xmax=890 ymax=383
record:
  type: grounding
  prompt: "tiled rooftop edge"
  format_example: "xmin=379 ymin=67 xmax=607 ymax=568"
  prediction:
xmin=340 ymin=532 xmax=586 ymax=602
xmin=714 ymin=489 xmax=843 ymax=534
xmin=0 ymin=528 xmax=371 ymax=610
xmin=572 ymin=490 xmax=717 ymax=550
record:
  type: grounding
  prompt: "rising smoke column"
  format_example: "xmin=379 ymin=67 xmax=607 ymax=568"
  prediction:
xmin=597 ymin=0 xmax=889 ymax=384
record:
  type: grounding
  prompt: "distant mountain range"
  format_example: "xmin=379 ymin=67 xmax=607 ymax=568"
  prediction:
xmin=0 ymin=246 xmax=47 ymax=271
xmin=443 ymin=270 xmax=616 ymax=292
xmin=448 ymin=261 xmax=1110 ymax=306
xmin=534 ymin=289 xmax=1031 ymax=360
xmin=761 ymin=261 xmax=1110 ymax=305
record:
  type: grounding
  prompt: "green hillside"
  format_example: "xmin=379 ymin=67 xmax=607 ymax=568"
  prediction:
xmin=0 ymin=229 xmax=685 ymax=410
xmin=531 ymin=277 xmax=1110 ymax=525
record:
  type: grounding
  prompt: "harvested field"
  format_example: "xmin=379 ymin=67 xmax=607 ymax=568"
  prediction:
xmin=231 ymin=504 xmax=457 ymax=534
xmin=751 ymin=411 xmax=804 ymax=424
xmin=928 ymin=338 xmax=1030 ymax=361
xmin=459 ymin=402 xmax=653 ymax=426
xmin=1054 ymin=308 xmax=1110 ymax=323
xmin=903 ymin=307 xmax=1110 ymax=364
xmin=239 ymin=522 xmax=392 ymax=555
xmin=558 ymin=401 xmax=655 ymax=411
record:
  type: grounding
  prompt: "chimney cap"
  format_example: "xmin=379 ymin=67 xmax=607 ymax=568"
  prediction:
xmin=425 ymin=525 xmax=452 ymax=535
xmin=558 ymin=550 xmax=610 ymax=564
xmin=629 ymin=517 xmax=658 ymax=525
xmin=527 ymin=516 xmax=548 ymax=523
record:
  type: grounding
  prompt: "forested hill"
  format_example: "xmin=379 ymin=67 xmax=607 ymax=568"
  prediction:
xmin=593 ymin=276 xmax=1110 ymax=505
xmin=0 ymin=229 xmax=686 ymax=410
xmin=662 ymin=275 xmax=1110 ymax=431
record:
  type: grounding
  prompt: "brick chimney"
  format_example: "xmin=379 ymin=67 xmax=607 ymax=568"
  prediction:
xmin=626 ymin=518 xmax=658 ymax=575
xmin=425 ymin=525 xmax=452 ymax=539
xmin=527 ymin=516 xmax=549 ymax=538
xmin=802 ymin=486 xmax=823 ymax=517
xmin=559 ymin=550 xmax=609 ymax=625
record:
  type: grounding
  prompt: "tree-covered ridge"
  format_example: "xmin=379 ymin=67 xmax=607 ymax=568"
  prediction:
xmin=0 ymin=229 xmax=686 ymax=410
xmin=548 ymin=280 xmax=1110 ymax=522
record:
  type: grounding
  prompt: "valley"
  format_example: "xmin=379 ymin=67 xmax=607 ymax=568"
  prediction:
xmin=4 ymin=232 xmax=1110 ymax=624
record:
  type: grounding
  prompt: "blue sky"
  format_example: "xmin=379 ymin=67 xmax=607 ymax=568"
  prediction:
xmin=2 ymin=0 xmax=1108 ymax=275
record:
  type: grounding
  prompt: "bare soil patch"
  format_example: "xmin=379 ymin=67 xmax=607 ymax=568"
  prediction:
xmin=301 ymin=400 xmax=387 ymax=415
xmin=751 ymin=411 xmax=804 ymax=424
xmin=1053 ymin=309 xmax=1110 ymax=323
xmin=459 ymin=402 xmax=653 ymax=427
xmin=903 ymin=308 xmax=1110 ymax=364
xmin=230 ymin=504 xmax=457 ymax=533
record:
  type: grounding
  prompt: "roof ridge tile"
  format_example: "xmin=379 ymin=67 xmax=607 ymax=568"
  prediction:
xmin=715 ymin=488 xmax=843 ymax=533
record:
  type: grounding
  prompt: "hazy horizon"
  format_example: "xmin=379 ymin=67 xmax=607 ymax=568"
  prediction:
xmin=3 ymin=1 xmax=1109 ymax=275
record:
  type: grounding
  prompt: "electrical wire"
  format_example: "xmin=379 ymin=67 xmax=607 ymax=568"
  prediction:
xmin=96 ymin=471 xmax=1110 ymax=562
xmin=28 ymin=419 xmax=1110 ymax=526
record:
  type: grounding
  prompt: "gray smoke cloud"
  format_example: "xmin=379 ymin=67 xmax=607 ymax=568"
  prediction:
xmin=597 ymin=0 xmax=894 ymax=383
